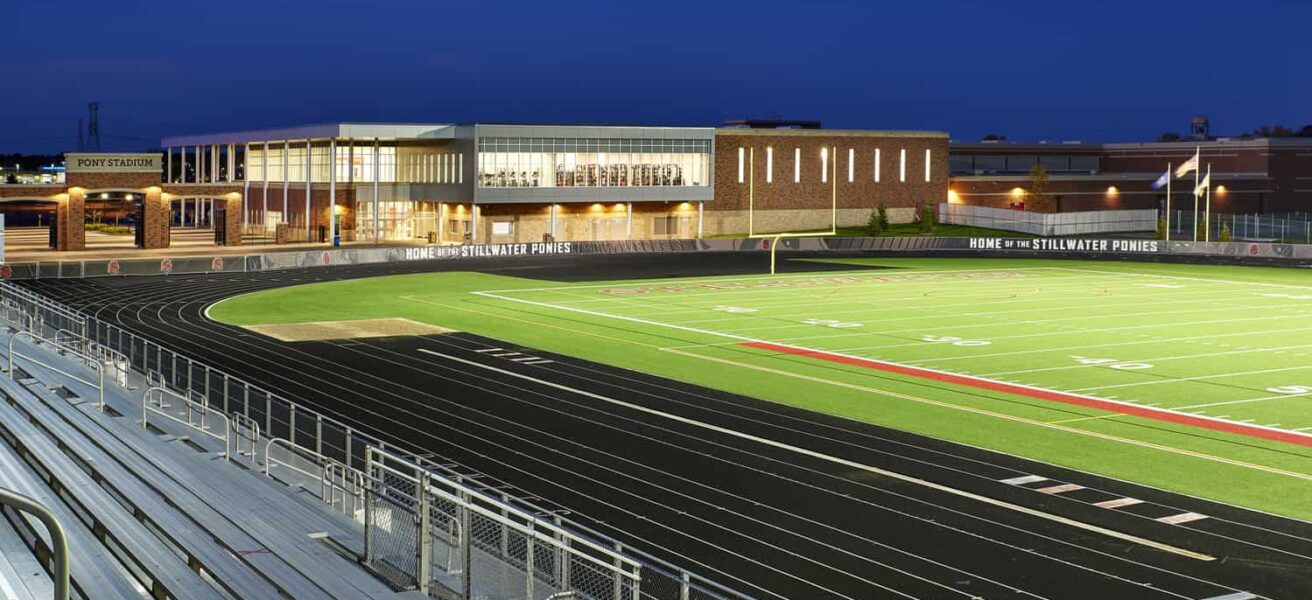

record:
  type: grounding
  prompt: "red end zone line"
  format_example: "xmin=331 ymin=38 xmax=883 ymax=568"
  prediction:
xmin=741 ymin=341 xmax=1312 ymax=448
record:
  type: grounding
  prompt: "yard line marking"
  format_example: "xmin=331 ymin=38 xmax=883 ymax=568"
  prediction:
xmin=1049 ymin=265 xmax=1312 ymax=292
xmin=983 ymin=341 xmax=1312 ymax=377
xmin=1000 ymin=475 xmax=1047 ymax=486
xmin=1174 ymin=392 xmax=1312 ymax=410
xmin=1157 ymin=512 xmax=1209 ymax=525
xmin=475 ymin=289 xmax=1312 ymax=448
xmin=1094 ymin=498 xmax=1145 ymax=509
xmin=1036 ymin=483 xmax=1084 ymax=494
xmin=420 ymin=347 xmax=1217 ymax=562
xmin=1072 ymin=364 xmax=1312 ymax=392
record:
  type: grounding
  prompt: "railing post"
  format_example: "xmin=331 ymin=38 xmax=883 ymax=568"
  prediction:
xmin=0 ymin=488 xmax=70 ymax=600
xmin=416 ymin=467 xmax=431 ymax=594
xmin=681 ymin=572 xmax=691 ymax=600
xmin=525 ymin=520 xmax=535 ymax=599
xmin=461 ymin=488 xmax=473 ymax=600
xmin=613 ymin=542 xmax=624 ymax=600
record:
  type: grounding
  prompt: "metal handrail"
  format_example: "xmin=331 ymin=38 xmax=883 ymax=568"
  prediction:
xmin=7 ymin=331 xmax=106 ymax=411
xmin=264 ymin=438 xmax=365 ymax=514
xmin=142 ymin=387 xmax=230 ymax=460
xmin=0 ymin=486 xmax=70 ymax=600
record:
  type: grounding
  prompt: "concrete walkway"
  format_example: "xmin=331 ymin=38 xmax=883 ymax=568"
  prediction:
xmin=4 ymin=226 xmax=434 ymax=262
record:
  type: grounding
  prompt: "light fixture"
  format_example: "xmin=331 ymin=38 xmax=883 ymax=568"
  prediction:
xmin=100 ymin=192 xmax=109 ymax=199
xmin=1010 ymin=187 xmax=1025 ymax=198
xmin=947 ymin=189 xmax=961 ymax=203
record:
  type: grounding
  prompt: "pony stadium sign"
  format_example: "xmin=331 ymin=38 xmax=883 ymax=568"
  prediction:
xmin=65 ymin=153 xmax=162 ymax=174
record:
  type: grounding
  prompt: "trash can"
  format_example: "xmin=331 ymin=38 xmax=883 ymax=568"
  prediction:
xmin=463 ymin=231 xmax=472 ymax=244
xmin=332 ymin=235 xmax=341 ymax=247
xmin=427 ymin=231 xmax=437 ymax=244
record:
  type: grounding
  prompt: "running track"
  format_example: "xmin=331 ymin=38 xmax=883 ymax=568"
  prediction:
xmin=22 ymin=252 xmax=1312 ymax=599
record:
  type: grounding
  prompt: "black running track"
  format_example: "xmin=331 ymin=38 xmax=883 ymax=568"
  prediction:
xmin=22 ymin=253 xmax=1312 ymax=600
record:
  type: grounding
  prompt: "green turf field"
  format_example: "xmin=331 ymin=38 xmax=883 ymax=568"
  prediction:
xmin=209 ymin=257 xmax=1312 ymax=520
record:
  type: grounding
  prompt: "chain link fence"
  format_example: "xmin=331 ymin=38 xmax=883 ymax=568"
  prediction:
xmin=0 ymin=281 xmax=753 ymax=600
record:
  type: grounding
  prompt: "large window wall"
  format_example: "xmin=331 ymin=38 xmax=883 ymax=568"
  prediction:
xmin=477 ymin=137 xmax=710 ymax=189
xmin=245 ymin=142 xmax=400 ymax=183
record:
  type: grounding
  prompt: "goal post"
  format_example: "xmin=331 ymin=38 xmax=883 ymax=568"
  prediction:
xmin=746 ymin=145 xmax=839 ymax=273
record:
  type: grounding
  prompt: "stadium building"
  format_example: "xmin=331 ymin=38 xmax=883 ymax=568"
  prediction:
xmin=158 ymin=121 xmax=948 ymax=245
xmin=948 ymin=137 xmax=1312 ymax=215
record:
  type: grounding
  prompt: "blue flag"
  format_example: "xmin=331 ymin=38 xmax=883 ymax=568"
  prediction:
xmin=1152 ymin=169 xmax=1170 ymax=190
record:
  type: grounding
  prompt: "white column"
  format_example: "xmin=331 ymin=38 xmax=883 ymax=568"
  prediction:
xmin=262 ymin=141 xmax=269 ymax=236
xmin=550 ymin=204 xmax=557 ymax=239
xmin=698 ymin=201 xmax=704 ymax=238
xmin=471 ymin=204 xmax=478 ymax=243
xmin=166 ymin=147 xmax=173 ymax=183
xmin=226 ymin=144 xmax=235 ymax=183
xmin=626 ymin=203 xmax=633 ymax=238
xmin=282 ymin=141 xmax=289 ymax=224
xmin=305 ymin=140 xmax=313 ymax=241
xmin=196 ymin=146 xmax=203 ymax=183
xmin=241 ymin=144 xmax=249 ymax=228
xmin=373 ymin=138 xmax=380 ymax=244
xmin=181 ymin=146 xmax=188 ymax=184
xmin=347 ymin=139 xmax=355 ymax=238
xmin=329 ymin=138 xmax=337 ymax=244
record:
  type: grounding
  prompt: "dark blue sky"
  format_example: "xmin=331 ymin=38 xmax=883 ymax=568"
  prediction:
xmin=4 ymin=0 xmax=1308 ymax=153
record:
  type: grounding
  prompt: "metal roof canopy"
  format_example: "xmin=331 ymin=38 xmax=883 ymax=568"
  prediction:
xmin=161 ymin=123 xmax=456 ymax=147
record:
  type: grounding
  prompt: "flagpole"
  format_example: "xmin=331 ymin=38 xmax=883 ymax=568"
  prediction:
xmin=1193 ymin=146 xmax=1200 ymax=242
xmin=1204 ymin=163 xmax=1212 ymax=242
xmin=1165 ymin=162 xmax=1172 ymax=239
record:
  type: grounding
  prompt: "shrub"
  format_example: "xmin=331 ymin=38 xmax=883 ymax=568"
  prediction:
xmin=918 ymin=203 xmax=936 ymax=234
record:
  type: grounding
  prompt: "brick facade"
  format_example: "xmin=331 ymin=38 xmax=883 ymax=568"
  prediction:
xmin=711 ymin=129 xmax=950 ymax=232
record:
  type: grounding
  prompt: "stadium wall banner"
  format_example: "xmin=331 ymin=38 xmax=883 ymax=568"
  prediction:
xmin=2 ymin=237 xmax=1311 ymax=280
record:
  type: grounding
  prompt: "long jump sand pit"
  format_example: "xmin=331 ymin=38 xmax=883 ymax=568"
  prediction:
xmin=246 ymin=318 xmax=455 ymax=342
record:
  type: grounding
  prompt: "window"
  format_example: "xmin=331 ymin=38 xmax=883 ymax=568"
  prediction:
xmin=821 ymin=148 xmax=828 ymax=183
xmin=476 ymin=137 xmax=710 ymax=188
xmin=458 ymin=154 xmax=464 ymax=183
xmin=847 ymin=148 xmax=854 ymax=182
xmin=653 ymin=216 xmax=678 ymax=235
xmin=449 ymin=219 xmax=460 ymax=234
xmin=794 ymin=148 xmax=800 ymax=183
xmin=765 ymin=147 xmax=773 ymax=183
xmin=925 ymin=149 xmax=932 ymax=182
xmin=899 ymin=149 xmax=907 ymax=183
xmin=874 ymin=148 xmax=881 ymax=182
xmin=491 ymin=221 xmax=513 ymax=236
xmin=737 ymin=148 xmax=745 ymax=183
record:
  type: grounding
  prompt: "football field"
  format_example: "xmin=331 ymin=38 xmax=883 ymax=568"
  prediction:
xmin=474 ymin=261 xmax=1312 ymax=441
xmin=209 ymin=256 xmax=1312 ymax=520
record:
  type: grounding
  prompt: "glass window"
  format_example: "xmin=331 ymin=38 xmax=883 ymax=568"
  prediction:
xmin=848 ymin=148 xmax=854 ymax=183
xmin=476 ymin=137 xmax=710 ymax=188
xmin=874 ymin=148 xmax=881 ymax=182
xmin=765 ymin=147 xmax=773 ymax=183
xmin=899 ymin=149 xmax=907 ymax=183
xmin=925 ymin=149 xmax=932 ymax=182
xmin=794 ymin=148 xmax=800 ymax=182
xmin=821 ymin=148 xmax=828 ymax=183
xmin=737 ymin=148 xmax=745 ymax=183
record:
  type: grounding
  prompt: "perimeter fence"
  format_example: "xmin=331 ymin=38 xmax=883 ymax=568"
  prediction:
xmin=0 ymin=280 xmax=754 ymax=600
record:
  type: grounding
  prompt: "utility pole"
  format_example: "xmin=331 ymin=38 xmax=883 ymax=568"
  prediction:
xmin=87 ymin=102 xmax=101 ymax=152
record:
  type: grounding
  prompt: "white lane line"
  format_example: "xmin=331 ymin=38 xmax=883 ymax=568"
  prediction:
xmin=1094 ymin=498 xmax=1145 ymax=509
xmin=490 ymin=352 xmax=521 ymax=358
xmin=1036 ymin=483 xmax=1084 ymax=495
xmin=1000 ymin=475 xmax=1047 ymax=486
xmin=510 ymin=357 xmax=539 ymax=362
xmin=1157 ymin=512 xmax=1209 ymax=525
xmin=473 ymin=347 xmax=503 ymax=353
xmin=1198 ymin=592 xmax=1257 ymax=600
xmin=522 ymin=359 xmax=554 ymax=365
xmin=421 ymin=347 xmax=1216 ymax=562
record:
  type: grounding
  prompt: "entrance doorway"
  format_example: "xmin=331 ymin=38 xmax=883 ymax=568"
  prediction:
xmin=0 ymin=199 xmax=59 ymax=254
xmin=83 ymin=191 xmax=143 ymax=250
xmin=170 ymin=197 xmax=222 ymax=248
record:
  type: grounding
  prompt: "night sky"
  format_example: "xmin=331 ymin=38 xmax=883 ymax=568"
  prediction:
xmin=3 ymin=0 xmax=1308 ymax=153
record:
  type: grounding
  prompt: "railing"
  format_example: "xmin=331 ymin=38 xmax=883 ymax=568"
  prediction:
xmin=0 ymin=281 xmax=754 ymax=600
xmin=0 ymin=486 xmax=70 ymax=600
xmin=264 ymin=438 xmax=364 ymax=518
xmin=141 ymin=387 xmax=230 ymax=460
xmin=7 ymin=331 xmax=105 ymax=411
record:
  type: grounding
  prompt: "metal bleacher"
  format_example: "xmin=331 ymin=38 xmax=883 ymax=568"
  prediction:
xmin=0 ymin=321 xmax=401 ymax=598
xmin=0 ymin=281 xmax=752 ymax=600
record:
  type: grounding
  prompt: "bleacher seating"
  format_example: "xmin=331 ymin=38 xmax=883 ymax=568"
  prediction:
xmin=0 ymin=327 xmax=404 ymax=599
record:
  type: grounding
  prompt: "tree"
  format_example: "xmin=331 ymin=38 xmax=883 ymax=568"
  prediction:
xmin=1027 ymin=164 xmax=1053 ymax=212
xmin=919 ymin=203 xmax=936 ymax=234
xmin=1196 ymin=217 xmax=1209 ymax=241
xmin=1156 ymin=217 xmax=1168 ymax=240
xmin=1219 ymin=221 xmax=1232 ymax=242
xmin=1298 ymin=125 xmax=1312 ymax=137
xmin=866 ymin=204 xmax=888 ymax=236
xmin=1156 ymin=132 xmax=1182 ymax=142
xmin=982 ymin=133 xmax=1008 ymax=142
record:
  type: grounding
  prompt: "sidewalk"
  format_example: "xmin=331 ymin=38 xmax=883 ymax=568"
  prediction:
xmin=5 ymin=229 xmax=435 ymax=262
